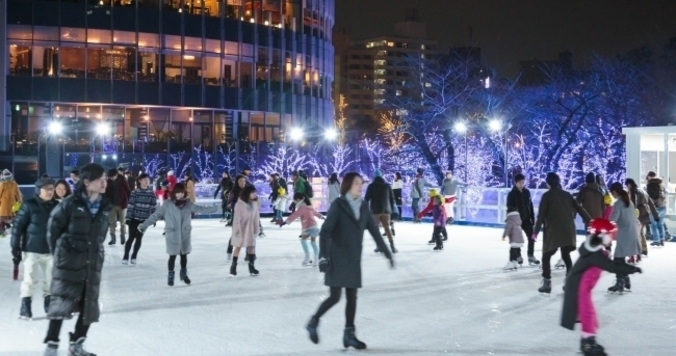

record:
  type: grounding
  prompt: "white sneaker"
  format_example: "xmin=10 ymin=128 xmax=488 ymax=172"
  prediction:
xmin=122 ymin=259 xmax=129 ymax=265
xmin=312 ymin=256 xmax=319 ymax=267
xmin=503 ymin=261 xmax=517 ymax=271
xmin=302 ymin=256 xmax=312 ymax=267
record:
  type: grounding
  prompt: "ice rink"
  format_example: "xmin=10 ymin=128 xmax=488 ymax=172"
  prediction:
xmin=1 ymin=220 xmax=674 ymax=356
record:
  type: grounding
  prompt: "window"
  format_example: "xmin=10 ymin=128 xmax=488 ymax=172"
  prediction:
xmin=205 ymin=39 xmax=221 ymax=54
xmin=164 ymin=54 xmax=182 ymax=83
xmin=87 ymin=29 xmax=111 ymax=44
xmin=348 ymin=64 xmax=360 ymax=69
xmin=184 ymin=36 xmax=203 ymax=52
xmin=9 ymin=44 xmax=31 ymax=76
xmin=351 ymin=94 xmax=360 ymax=100
xmin=113 ymin=30 xmax=136 ymax=45
xmin=33 ymin=26 xmax=59 ymax=41
xmin=351 ymin=54 xmax=360 ymax=59
xmin=8 ymin=25 xmax=32 ymax=40
xmin=60 ymin=46 xmax=86 ymax=78
xmin=112 ymin=47 xmax=135 ymax=81
xmin=33 ymin=45 xmax=59 ymax=77
xmin=349 ymin=84 xmax=360 ymax=89
xmin=183 ymin=54 xmax=203 ymax=85
xmin=164 ymin=35 xmax=182 ymax=50
xmin=138 ymin=33 xmax=159 ymax=48
xmin=138 ymin=52 xmax=158 ymax=82
xmin=61 ymin=28 xmax=86 ymax=42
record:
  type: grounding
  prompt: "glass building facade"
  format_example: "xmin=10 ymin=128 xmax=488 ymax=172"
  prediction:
xmin=0 ymin=0 xmax=335 ymax=183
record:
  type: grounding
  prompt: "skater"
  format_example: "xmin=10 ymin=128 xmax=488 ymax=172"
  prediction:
xmin=269 ymin=173 xmax=287 ymax=223
xmin=105 ymin=168 xmax=131 ymax=246
xmin=392 ymin=172 xmax=403 ymax=220
xmin=0 ymin=168 xmax=22 ymax=238
xmin=279 ymin=192 xmax=324 ymax=266
xmin=123 ymin=173 xmax=157 ymax=265
xmin=67 ymin=169 xmax=80 ymax=191
xmin=607 ymin=183 xmax=644 ymax=293
xmin=305 ymin=172 xmax=394 ymax=349
xmin=229 ymin=185 xmax=261 ymax=277
xmin=213 ymin=171 xmax=234 ymax=222
xmin=11 ymin=177 xmax=59 ymax=319
xmin=125 ymin=170 xmax=137 ymax=191
xmin=138 ymin=183 xmax=208 ymax=286
xmin=272 ymin=184 xmax=288 ymax=224
xmin=561 ymin=218 xmax=642 ymax=356
xmin=327 ymin=173 xmax=341 ymax=206
xmin=184 ymin=172 xmax=197 ymax=203
xmin=410 ymin=171 xmax=426 ymax=223
xmin=506 ymin=173 xmax=540 ymax=266
xmin=625 ymin=178 xmax=656 ymax=258
xmin=166 ymin=170 xmax=177 ymax=191
xmin=364 ymin=169 xmax=398 ymax=253
xmin=226 ymin=175 xmax=249 ymax=258
xmin=533 ymin=172 xmax=591 ymax=294
xmin=502 ymin=206 xmax=524 ymax=270
xmin=646 ymin=174 xmax=666 ymax=246
xmin=43 ymin=163 xmax=112 ymax=356
xmin=54 ymin=179 xmax=72 ymax=201
xmin=440 ymin=171 xmax=462 ymax=224
xmin=576 ymin=172 xmax=606 ymax=224
xmin=417 ymin=189 xmax=451 ymax=250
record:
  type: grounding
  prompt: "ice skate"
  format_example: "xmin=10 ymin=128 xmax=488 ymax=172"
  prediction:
xmin=44 ymin=341 xmax=58 ymax=356
xmin=230 ymin=257 xmax=238 ymax=277
xmin=122 ymin=259 xmax=128 ymax=265
xmin=528 ymin=255 xmax=540 ymax=266
xmin=306 ymin=316 xmax=320 ymax=344
xmin=554 ymin=259 xmax=566 ymax=269
xmin=433 ymin=244 xmax=444 ymax=251
xmin=503 ymin=261 xmax=517 ymax=271
xmin=167 ymin=271 xmax=175 ymax=286
xmin=581 ymin=336 xmax=607 ymax=356
xmin=19 ymin=297 xmax=32 ymax=320
xmin=623 ymin=276 xmax=632 ymax=292
xmin=516 ymin=256 xmax=523 ymax=266
xmin=343 ymin=327 xmax=367 ymax=350
xmin=427 ymin=238 xmax=435 ymax=245
xmin=44 ymin=295 xmax=50 ymax=314
xmin=302 ymin=256 xmax=312 ymax=267
xmin=538 ymin=278 xmax=552 ymax=295
xmin=390 ymin=242 xmax=398 ymax=253
xmin=312 ymin=256 xmax=319 ymax=267
xmin=248 ymin=254 xmax=260 ymax=276
xmin=607 ymin=278 xmax=625 ymax=294
xmin=660 ymin=240 xmax=665 ymax=246
xmin=130 ymin=259 xmax=137 ymax=266
xmin=107 ymin=239 xmax=115 ymax=246
xmin=180 ymin=269 xmax=191 ymax=285
xmin=68 ymin=333 xmax=96 ymax=356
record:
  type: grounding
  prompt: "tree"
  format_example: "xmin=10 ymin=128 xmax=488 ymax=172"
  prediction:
xmin=260 ymin=143 xmax=308 ymax=179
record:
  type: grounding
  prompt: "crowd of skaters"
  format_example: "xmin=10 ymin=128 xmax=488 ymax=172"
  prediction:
xmin=1 ymin=161 xmax=672 ymax=355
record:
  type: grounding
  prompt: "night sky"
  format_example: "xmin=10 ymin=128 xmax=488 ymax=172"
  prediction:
xmin=336 ymin=0 xmax=676 ymax=77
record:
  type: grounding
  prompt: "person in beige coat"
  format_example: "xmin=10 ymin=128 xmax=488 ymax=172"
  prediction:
xmin=502 ymin=207 xmax=524 ymax=270
xmin=229 ymin=185 xmax=261 ymax=277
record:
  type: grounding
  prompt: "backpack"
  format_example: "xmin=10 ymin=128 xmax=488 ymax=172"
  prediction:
xmin=303 ymin=180 xmax=314 ymax=198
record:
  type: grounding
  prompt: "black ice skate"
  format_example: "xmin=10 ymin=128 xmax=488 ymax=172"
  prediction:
xmin=538 ymin=278 xmax=552 ymax=295
xmin=516 ymin=256 xmax=523 ymax=266
xmin=68 ymin=333 xmax=96 ymax=356
xmin=19 ymin=297 xmax=32 ymax=320
xmin=306 ymin=316 xmax=320 ymax=344
xmin=180 ymin=269 xmax=191 ymax=285
xmin=44 ymin=295 xmax=50 ymax=314
xmin=433 ymin=244 xmax=444 ymax=251
xmin=427 ymin=237 xmax=435 ymax=245
xmin=230 ymin=257 xmax=238 ymax=277
xmin=248 ymin=254 xmax=260 ymax=276
xmin=167 ymin=271 xmax=175 ymax=286
xmin=607 ymin=278 xmax=625 ymax=294
xmin=581 ymin=336 xmax=607 ymax=356
xmin=623 ymin=276 xmax=632 ymax=292
xmin=343 ymin=327 xmax=367 ymax=350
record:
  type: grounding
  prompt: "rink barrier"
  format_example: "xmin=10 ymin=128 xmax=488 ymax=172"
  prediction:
xmin=17 ymin=183 xmax=676 ymax=239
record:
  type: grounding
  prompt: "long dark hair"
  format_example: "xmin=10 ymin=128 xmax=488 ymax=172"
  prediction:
xmin=609 ymin=182 xmax=630 ymax=208
xmin=329 ymin=173 xmax=339 ymax=184
xmin=395 ymin=172 xmax=402 ymax=181
xmin=54 ymin=179 xmax=72 ymax=199
xmin=624 ymin=178 xmax=638 ymax=192
xmin=340 ymin=172 xmax=362 ymax=196
xmin=293 ymin=192 xmax=312 ymax=206
xmin=239 ymin=185 xmax=257 ymax=203
xmin=170 ymin=183 xmax=187 ymax=201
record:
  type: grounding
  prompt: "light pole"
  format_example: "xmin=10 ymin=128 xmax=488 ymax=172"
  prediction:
xmin=454 ymin=122 xmax=468 ymax=182
xmin=37 ymin=122 xmax=63 ymax=177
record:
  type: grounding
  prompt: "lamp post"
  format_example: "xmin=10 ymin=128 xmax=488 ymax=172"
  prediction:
xmin=454 ymin=121 xmax=468 ymax=182
xmin=37 ymin=122 xmax=63 ymax=177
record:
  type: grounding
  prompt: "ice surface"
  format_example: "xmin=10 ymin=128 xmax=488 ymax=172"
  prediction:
xmin=1 ymin=221 xmax=674 ymax=355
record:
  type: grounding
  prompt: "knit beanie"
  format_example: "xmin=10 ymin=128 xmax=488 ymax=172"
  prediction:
xmin=374 ymin=169 xmax=383 ymax=178
xmin=428 ymin=188 xmax=440 ymax=198
xmin=1 ymin=169 xmax=13 ymax=181
xmin=35 ymin=177 xmax=56 ymax=189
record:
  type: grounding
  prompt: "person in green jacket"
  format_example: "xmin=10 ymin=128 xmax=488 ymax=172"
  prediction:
xmin=291 ymin=171 xmax=307 ymax=195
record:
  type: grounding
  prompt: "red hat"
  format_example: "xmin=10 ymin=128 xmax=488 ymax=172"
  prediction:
xmin=587 ymin=218 xmax=617 ymax=245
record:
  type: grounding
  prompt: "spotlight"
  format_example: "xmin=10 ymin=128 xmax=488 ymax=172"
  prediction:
xmin=96 ymin=124 xmax=110 ymax=136
xmin=324 ymin=128 xmax=338 ymax=140
xmin=290 ymin=128 xmax=304 ymax=141
xmin=454 ymin=122 xmax=467 ymax=134
xmin=48 ymin=122 xmax=63 ymax=134
xmin=489 ymin=119 xmax=502 ymax=132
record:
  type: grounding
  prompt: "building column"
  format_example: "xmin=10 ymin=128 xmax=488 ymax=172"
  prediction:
xmin=625 ymin=133 xmax=641 ymax=183
xmin=0 ymin=0 xmax=9 ymax=152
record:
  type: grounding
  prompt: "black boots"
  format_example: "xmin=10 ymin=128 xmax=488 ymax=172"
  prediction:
xmin=389 ymin=241 xmax=398 ymax=253
xmin=180 ymin=269 xmax=191 ymax=285
xmin=581 ymin=336 xmax=607 ymax=356
xmin=624 ymin=276 xmax=631 ymax=291
xmin=538 ymin=278 xmax=552 ymax=295
xmin=248 ymin=254 xmax=260 ymax=276
xmin=20 ymin=297 xmax=32 ymax=320
xmin=44 ymin=295 xmax=50 ymax=314
xmin=230 ymin=256 xmax=238 ymax=277
xmin=607 ymin=278 xmax=625 ymax=294
xmin=433 ymin=234 xmax=443 ymax=250
xmin=306 ymin=316 xmax=319 ymax=344
xmin=68 ymin=332 xmax=97 ymax=356
xmin=168 ymin=271 xmax=175 ymax=286
xmin=343 ymin=327 xmax=367 ymax=350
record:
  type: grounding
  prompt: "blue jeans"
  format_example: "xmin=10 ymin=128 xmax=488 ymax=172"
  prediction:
xmin=650 ymin=207 xmax=666 ymax=241
xmin=412 ymin=198 xmax=420 ymax=221
xmin=275 ymin=209 xmax=283 ymax=220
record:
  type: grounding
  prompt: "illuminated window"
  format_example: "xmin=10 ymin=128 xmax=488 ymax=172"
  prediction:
xmin=396 ymin=90 xmax=402 ymax=96
xmin=387 ymin=42 xmax=394 ymax=47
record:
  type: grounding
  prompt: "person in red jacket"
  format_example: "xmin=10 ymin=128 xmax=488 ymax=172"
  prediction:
xmin=417 ymin=189 xmax=455 ymax=250
xmin=105 ymin=168 xmax=131 ymax=246
xmin=166 ymin=170 xmax=177 ymax=191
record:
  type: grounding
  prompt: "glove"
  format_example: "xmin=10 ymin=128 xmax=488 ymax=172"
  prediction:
xmin=318 ymin=257 xmax=329 ymax=273
xmin=530 ymin=234 xmax=538 ymax=242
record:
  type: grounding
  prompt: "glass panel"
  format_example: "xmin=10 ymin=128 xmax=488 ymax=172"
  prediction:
xmin=87 ymin=29 xmax=112 ymax=44
xmin=9 ymin=44 xmax=32 ymax=76
xmin=33 ymin=44 xmax=59 ymax=77
xmin=241 ymin=43 xmax=254 ymax=57
xmin=225 ymin=41 xmax=239 ymax=56
xmin=165 ymin=53 xmax=182 ymax=83
xmin=148 ymin=108 xmax=170 ymax=153
xmin=205 ymin=39 xmax=221 ymax=54
xmin=203 ymin=56 xmax=221 ymax=86
xmin=193 ymin=111 xmax=213 ymax=152
xmin=170 ymin=109 xmax=193 ymax=153
xmin=139 ymin=52 xmax=159 ymax=82
xmin=184 ymin=36 xmax=203 ymax=52
xmin=7 ymin=25 xmax=32 ymax=40
xmin=139 ymin=32 xmax=160 ymax=48
xmin=202 ymin=0 xmax=222 ymax=17
xmin=61 ymin=28 xmax=86 ymax=42
xmin=60 ymin=45 xmax=86 ymax=78
xmin=223 ymin=58 xmax=237 ymax=87
xmin=114 ymin=30 xmax=136 ymax=45
xmin=112 ymin=47 xmax=136 ymax=81
xmin=183 ymin=54 xmax=203 ymax=85
xmin=87 ymin=47 xmax=111 ymax=80
xmin=164 ymin=35 xmax=182 ymax=50
xmin=225 ymin=1 xmax=241 ymax=19
xmin=240 ymin=61 xmax=252 ymax=88
xmin=33 ymin=26 xmax=59 ymax=41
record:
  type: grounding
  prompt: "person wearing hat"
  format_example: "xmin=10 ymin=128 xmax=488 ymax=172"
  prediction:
xmin=11 ymin=178 xmax=59 ymax=320
xmin=364 ymin=169 xmax=398 ymax=253
xmin=0 ymin=168 xmax=22 ymax=237
xmin=417 ymin=189 xmax=455 ymax=250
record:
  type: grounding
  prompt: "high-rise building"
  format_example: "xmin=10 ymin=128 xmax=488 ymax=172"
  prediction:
xmin=518 ymin=51 xmax=573 ymax=86
xmin=0 ymin=0 xmax=335 ymax=182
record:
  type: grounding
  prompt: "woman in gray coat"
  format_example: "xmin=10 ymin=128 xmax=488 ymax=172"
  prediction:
xmin=607 ymin=183 xmax=641 ymax=293
xmin=306 ymin=172 xmax=394 ymax=350
xmin=139 ymin=183 xmax=208 ymax=286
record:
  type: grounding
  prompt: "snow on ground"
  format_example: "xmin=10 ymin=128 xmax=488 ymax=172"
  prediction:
xmin=0 ymin=220 xmax=674 ymax=356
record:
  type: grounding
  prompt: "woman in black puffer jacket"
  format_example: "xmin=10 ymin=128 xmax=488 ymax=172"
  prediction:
xmin=43 ymin=163 xmax=112 ymax=356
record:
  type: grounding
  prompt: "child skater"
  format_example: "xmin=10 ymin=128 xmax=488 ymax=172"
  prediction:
xmin=502 ymin=206 xmax=524 ymax=270
xmin=272 ymin=185 xmax=288 ymax=224
xmin=229 ymin=185 xmax=261 ymax=277
xmin=138 ymin=183 xmax=208 ymax=286
xmin=417 ymin=189 xmax=453 ymax=250
xmin=561 ymin=218 xmax=642 ymax=356
xmin=279 ymin=192 xmax=324 ymax=266
xmin=123 ymin=173 xmax=157 ymax=265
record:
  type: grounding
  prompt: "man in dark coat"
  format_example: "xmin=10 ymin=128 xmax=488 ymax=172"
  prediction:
xmin=43 ymin=163 xmax=111 ymax=356
xmin=506 ymin=173 xmax=539 ymax=266
xmin=11 ymin=177 xmax=59 ymax=320
xmin=576 ymin=172 xmax=605 ymax=222
xmin=364 ymin=169 xmax=397 ymax=253
xmin=534 ymin=173 xmax=591 ymax=294
xmin=105 ymin=168 xmax=130 ymax=246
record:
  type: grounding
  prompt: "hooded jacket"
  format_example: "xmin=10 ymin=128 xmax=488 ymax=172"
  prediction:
xmin=576 ymin=183 xmax=605 ymax=219
xmin=364 ymin=176 xmax=396 ymax=214
xmin=503 ymin=211 xmax=524 ymax=244
xmin=646 ymin=178 xmax=666 ymax=208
